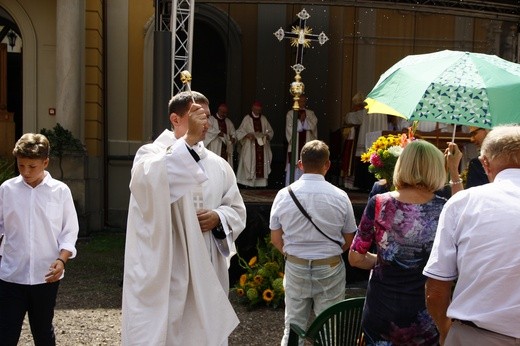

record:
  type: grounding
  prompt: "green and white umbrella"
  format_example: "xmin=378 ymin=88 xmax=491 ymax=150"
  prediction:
xmin=366 ymin=50 xmax=520 ymax=130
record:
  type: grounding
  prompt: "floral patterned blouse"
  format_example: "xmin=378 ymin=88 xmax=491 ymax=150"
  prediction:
xmin=350 ymin=192 xmax=446 ymax=345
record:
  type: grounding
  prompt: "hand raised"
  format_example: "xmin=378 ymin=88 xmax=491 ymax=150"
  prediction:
xmin=185 ymin=103 xmax=209 ymax=146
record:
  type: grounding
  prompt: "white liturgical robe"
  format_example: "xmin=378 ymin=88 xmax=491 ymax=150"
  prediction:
xmin=203 ymin=115 xmax=236 ymax=167
xmin=235 ymin=114 xmax=274 ymax=187
xmin=122 ymin=130 xmax=246 ymax=346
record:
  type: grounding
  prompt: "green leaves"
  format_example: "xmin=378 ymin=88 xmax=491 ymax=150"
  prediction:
xmin=40 ymin=123 xmax=85 ymax=157
xmin=0 ymin=157 xmax=15 ymax=185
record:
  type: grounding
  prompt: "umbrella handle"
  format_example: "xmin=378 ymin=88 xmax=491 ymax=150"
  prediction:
xmin=451 ymin=125 xmax=456 ymax=144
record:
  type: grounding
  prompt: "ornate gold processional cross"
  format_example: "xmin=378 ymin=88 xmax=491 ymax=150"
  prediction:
xmin=274 ymin=8 xmax=329 ymax=183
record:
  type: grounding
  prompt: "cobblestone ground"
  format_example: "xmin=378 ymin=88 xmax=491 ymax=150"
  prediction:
xmin=18 ymin=286 xmax=366 ymax=345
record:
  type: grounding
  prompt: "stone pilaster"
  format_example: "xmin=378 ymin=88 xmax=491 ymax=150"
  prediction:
xmin=56 ymin=0 xmax=83 ymax=138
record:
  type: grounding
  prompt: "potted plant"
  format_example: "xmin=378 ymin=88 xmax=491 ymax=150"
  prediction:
xmin=0 ymin=157 xmax=15 ymax=185
xmin=40 ymin=123 xmax=86 ymax=180
xmin=40 ymin=123 xmax=89 ymax=235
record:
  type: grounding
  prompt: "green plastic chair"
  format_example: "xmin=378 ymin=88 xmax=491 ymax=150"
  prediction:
xmin=287 ymin=296 xmax=366 ymax=346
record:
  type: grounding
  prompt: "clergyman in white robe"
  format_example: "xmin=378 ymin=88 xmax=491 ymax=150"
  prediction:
xmin=285 ymin=107 xmax=318 ymax=185
xmin=122 ymin=129 xmax=246 ymax=346
xmin=204 ymin=114 xmax=236 ymax=167
xmin=235 ymin=113 xmax=274 ymax=187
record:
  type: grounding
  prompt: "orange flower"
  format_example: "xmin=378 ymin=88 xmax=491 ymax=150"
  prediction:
xmin=236 ymin=288 xmax=245 ymax=297
xmin=248 ymin=256 xmax=257 ymax=267
xmin=262 ymin=289 xmax=274 ymax=303
xmin=254 ymin=275 xmax=263 ymax=285
xmin=239 ymin=274 xmax=247 ymax=287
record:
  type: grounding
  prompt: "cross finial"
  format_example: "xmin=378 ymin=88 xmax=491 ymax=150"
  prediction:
xmin=274 ymin=8 xmax=328 ymax=185
xmin=273 ymin=8 xmax=329 ymax=73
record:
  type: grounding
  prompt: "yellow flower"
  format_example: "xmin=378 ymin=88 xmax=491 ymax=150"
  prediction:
xmin=239 ymin=274 xmax=247 ymax=287
xmin=234 ymin=234 xmax=286 ymax=308
xmin=254 ymin=275 xmax=263 ymax=285
xmin=362 ymin=130 xmax=416 ymax=184
xmin=262 ymin=289 xmax=274 ymax=303
xmin=248 ymin=256 xmax=257 ymax=267
xmin=361 ymin=152 xmax=371 ymax=163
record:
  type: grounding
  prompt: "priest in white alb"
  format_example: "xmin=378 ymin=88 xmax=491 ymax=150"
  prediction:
xmin=204 ymin=103 xmax=236 ymax=168
xmin=235 ymin=101 xmax=274 ymax=187
xmin=122 ymin=91 xmax=246 ymax=346
xmin=285 ymin=94 xmax=318 ymax=185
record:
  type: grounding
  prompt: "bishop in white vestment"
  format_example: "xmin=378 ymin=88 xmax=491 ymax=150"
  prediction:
xmin=235 ymin=101 xmax=274 ymax=187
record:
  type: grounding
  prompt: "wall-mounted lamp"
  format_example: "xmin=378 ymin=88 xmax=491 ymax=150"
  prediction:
xmin=7 ymin=30 xmax=17 ymax=51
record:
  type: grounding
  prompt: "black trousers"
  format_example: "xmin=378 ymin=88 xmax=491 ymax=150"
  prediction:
xmin=0 ymin=279 xmax=60 ymax=346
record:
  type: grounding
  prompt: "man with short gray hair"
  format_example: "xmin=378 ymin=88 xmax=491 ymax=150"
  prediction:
xmin=424 ymin=125 xmax=520 ymax=344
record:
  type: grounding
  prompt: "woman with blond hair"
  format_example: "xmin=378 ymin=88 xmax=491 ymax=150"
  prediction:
xmin=349 ymin=139 xmax=448 ymax=345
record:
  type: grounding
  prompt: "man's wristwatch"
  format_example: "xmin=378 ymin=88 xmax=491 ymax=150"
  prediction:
xmin=211 ymin=221 xmax=226 ymax=239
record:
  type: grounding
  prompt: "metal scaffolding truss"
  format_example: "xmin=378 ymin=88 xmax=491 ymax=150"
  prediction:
xmin=154 ymin=0 xmax=195 ymax=95
xmin=154 ymin=0 xmax=518 ymax=95
xmin=171 ymin=0 xmax=194 ymax=95
xmin=154 ymin=0 xmax=172 ymax=32
xmin=202 ymin=0 xmax=520 ymax=20
xmin=371 ymin=0 xmax=520 ymax=18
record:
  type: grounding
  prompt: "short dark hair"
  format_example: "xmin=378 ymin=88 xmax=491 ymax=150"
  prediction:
xmin=13 ymin=133 xmax=50 ymax=159
xmin=300 ymin=140 xmax=329 ymax=172
xmin=168 ymin=91 xmax=209 ymax=116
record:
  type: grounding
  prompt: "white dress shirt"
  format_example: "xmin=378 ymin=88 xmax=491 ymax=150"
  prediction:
xmin=0 ymin=172 xmax=78 ymax=285
xmin=270 ymin=174 xmax=357 ymax=259
xmin=424 ymin=169 xmax=520 ymax=338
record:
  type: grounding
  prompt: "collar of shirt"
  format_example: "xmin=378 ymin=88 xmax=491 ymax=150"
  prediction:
xmin=494 ymin=168 xmax=520 ymax=183
xmin=166 ymin=130 xmax=207 ymax=160
xmin=298 ymin=173 xmax=326 ymax=182
xmin=189 ymin=141 xmax=207 ymax=160
xmin=15 ymin=171 xmax=53 ymax=188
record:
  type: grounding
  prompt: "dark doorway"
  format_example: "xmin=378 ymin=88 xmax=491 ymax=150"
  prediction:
xmin=192 ymin=20 xmax=227 ymax=114
xmin=8 ymin=51 xmax=22 ymax=140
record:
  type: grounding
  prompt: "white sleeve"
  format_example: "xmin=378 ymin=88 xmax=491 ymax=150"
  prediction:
xmin=423 ymin=203 xmax=459 ymax=281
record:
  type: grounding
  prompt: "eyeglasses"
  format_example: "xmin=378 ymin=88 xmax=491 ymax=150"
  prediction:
xmin=469 ymin=128 xmax=485 ymax=137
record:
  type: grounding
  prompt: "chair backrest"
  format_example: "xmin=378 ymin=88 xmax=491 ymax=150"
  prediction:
xmin=307 ymin=297 xmax=365 ymax=346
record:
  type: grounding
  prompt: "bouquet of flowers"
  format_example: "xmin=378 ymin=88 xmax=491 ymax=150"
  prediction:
xmin=233 ymin=235 xmax=285 ymax=309
xmin=360 ymin=124 xmax=417 ymax=185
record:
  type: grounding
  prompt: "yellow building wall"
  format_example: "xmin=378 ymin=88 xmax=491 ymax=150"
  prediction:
xmin=127 ymin=1 xmax=154 ymax=141
xmin=85 ymin=0 xmax=104 ymax=156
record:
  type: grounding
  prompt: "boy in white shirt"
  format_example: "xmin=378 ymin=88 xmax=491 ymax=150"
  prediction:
xmin=0 ymin=133 xmax=79 ymax=345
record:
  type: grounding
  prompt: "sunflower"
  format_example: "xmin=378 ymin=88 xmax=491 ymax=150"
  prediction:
xmin=233 ymin=234 xmax=286 ymax=308
xmin=254 ymin=275 xmax=264 ymax=285
xmin=239 ymin=274 xmax=247 ymax=287
xmin=361 ymin=130 xmax=415 ymax=184
xmin=262 ymin=289 xmax=274 ymax=303
xmin=248 ymin=256 xmax=257 ymax=267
